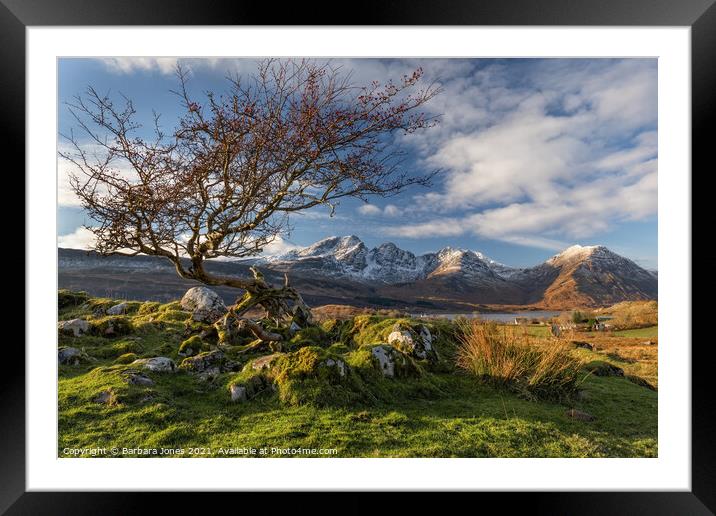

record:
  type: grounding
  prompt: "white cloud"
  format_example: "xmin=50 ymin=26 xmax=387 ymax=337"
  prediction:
xmin=101 ymin=57 xmax=180 ymax=75
xmin=383 ymin=204 xmax=401 ymax=217
xmin=58 ymin=227 xmax=96 ymax=249
xmin=383 ymin=218 xmax=465 ymax=239
xmin=357 ymin=203 xmax=402 ymax=217
xmin=68 ymin=58 xmax=657 ymax=254
xmin=387 ymin=59 xmax=657 ymax=248
xmin=358 ymin=204 xmax=382 ymax=216
xmin=259 ymin=236 xmax=300 ymax=256
xmin=57 ymin=160 xmax=82 ymax=207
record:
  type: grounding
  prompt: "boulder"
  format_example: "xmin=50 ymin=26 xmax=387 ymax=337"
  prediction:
xmin=58 ymin=318 xmax=90 ymax=337
xmin=371 ymin=345 xmax=396 ymax=377
xmin=572 ymin=341 xmax=594 ymax=351
xmin=120 ymin=369 xmax=155 ymax=386
xmin=179 ymin=350 xmax=225 ymax=373
xmin=230 ymin=384 xmax=248 ymax=402
xmin=93 ymin=316 xmax=133 ymax=337
xmin=369 ymin=344 xmax=420 ymax=378
xmin=107 ymin=302 xmax=129 ymax=315
xmin=93 ymin=389 xmax=118 ymax=405
xmin=228 ymin=375 xmax=269 ymax=403
xmin=388 ymin=323 xmax=435 ymax=360
xmin=180 ymin=287 xmax=227 ymax=323
xmin=130 ymin=357 xmax=176 ymax=373
xmin=58 ymin=346 xmax=82 ymax=365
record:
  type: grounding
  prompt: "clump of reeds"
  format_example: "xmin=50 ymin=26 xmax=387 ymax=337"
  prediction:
xmin=456 ymin=320 xmax=585 ymax=401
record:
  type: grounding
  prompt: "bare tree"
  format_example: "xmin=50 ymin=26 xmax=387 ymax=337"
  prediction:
xmin=61 ymin=59 xmax=441 ymax=328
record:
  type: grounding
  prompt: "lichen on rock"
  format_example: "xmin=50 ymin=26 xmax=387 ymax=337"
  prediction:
xmin=130 ymin=356 xmax=176 ymax=373
xmin=181 ymin=286 xmax=227 ymax=323
xmin=58 ymin=318 xmax=90 ymax=337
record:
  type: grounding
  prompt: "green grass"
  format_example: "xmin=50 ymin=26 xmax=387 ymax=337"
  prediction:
xmin=58 ymin=368 xmax=656 ymax=458
xmin=612 ymin=326 xmax=658 ymax=338
xmin=57 ymin=292 xmax=658 ymax=458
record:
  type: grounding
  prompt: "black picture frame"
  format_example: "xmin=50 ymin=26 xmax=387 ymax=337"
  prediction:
xmin=4 ymin=0 xmax=714 ymax=513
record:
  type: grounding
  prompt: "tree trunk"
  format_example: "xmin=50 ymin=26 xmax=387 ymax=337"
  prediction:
xmin=230 ymin=267 xmax=313 ymax=326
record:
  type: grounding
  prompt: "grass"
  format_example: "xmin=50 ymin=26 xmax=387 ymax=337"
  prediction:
xmin=456 ymin=321 xmax=584 ymax=401
xmin=57 ymin=291 xmax=658 ymax=458
xmin=58 ymin=368 xmax=656 ymax=458
xmin=613 ymin=326 xmax=658 ymax=338
xmin=598 ymin=300 xmax=658 ymax=329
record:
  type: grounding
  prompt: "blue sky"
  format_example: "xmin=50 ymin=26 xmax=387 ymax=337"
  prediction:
xmin=57 ymin=57 xmax=657 ymax=269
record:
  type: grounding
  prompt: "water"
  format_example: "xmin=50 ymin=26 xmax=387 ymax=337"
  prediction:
xmin=409 ymin=311 xmax=562 ymax=323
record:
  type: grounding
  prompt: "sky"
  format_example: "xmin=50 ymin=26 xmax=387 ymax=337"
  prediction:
xmin=57 ymin=57 xmax=657 ymax=269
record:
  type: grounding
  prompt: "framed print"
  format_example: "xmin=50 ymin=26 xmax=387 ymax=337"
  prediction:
xmin=4 ymin=0 xmax=714 ymax=512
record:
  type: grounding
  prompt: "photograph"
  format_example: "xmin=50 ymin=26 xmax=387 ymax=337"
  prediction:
xmin=56 ymin=56 xmax=659 ymax=459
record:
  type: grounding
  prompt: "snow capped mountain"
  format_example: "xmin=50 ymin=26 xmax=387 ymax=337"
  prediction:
xmin=512 ymin=244 xmax=658 ymax=307
xmin=58 ymin=237 xmax=658 ymax=309
xmin=261 ymin=236 xmax=515 ymax=284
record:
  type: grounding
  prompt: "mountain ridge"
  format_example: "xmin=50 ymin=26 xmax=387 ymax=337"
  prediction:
xmin=58 ymin=237 xmax=657 ymax=309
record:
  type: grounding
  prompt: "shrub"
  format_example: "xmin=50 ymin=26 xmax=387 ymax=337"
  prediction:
xmin=455 ymin=321 xmax=584 ymax=401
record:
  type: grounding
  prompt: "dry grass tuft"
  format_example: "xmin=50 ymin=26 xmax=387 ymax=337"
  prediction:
xmin=456 ymin=320 xmax=585 ymax=401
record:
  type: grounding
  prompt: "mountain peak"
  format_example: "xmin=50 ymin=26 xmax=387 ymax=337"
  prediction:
xmin=548 ymin=244 xmax=604 ymax=264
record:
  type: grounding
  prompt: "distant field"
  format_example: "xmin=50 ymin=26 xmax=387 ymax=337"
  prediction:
xmin=613 ymin=326 xmax=658 ymax=338
xmin=522 ymin=325 xmax=552 ymax=337
xmin=497 ymin=324 xmax=552 ymax=337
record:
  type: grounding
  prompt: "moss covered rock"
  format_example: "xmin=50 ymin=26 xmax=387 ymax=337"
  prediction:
xmin=264 ymin=347 xmax=358 ymax=406
xmin=91 ymin=316 xmax=134 ymax=337
xmin=58 ymin=346 xmax=89 ymax=365
xmin=228 ymin=373 xmax=270 ymax=402
xmin=287 ymin=325 xmax=331 ymax=350
xmin=114 ymin=352 xmax=139 ymax=365
xmin=353 ymin=344 xmax=421 ymax=379
xmin=387 ymin=322 xmax=437 ymax=362
xmin=137 ymin=301 xmax=161 ymax=315
xmin=178 ymin=335 xmax=205 ymax=357
xmin=58 ymin=318 xmax=90 ymax=337
xmin=179 ymin=350 xmax=226 ymax=373
xmin=130 ymin=356 xmax=176 ymax=373
xmin=584 ymin=361 xmax=625 ymax=377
